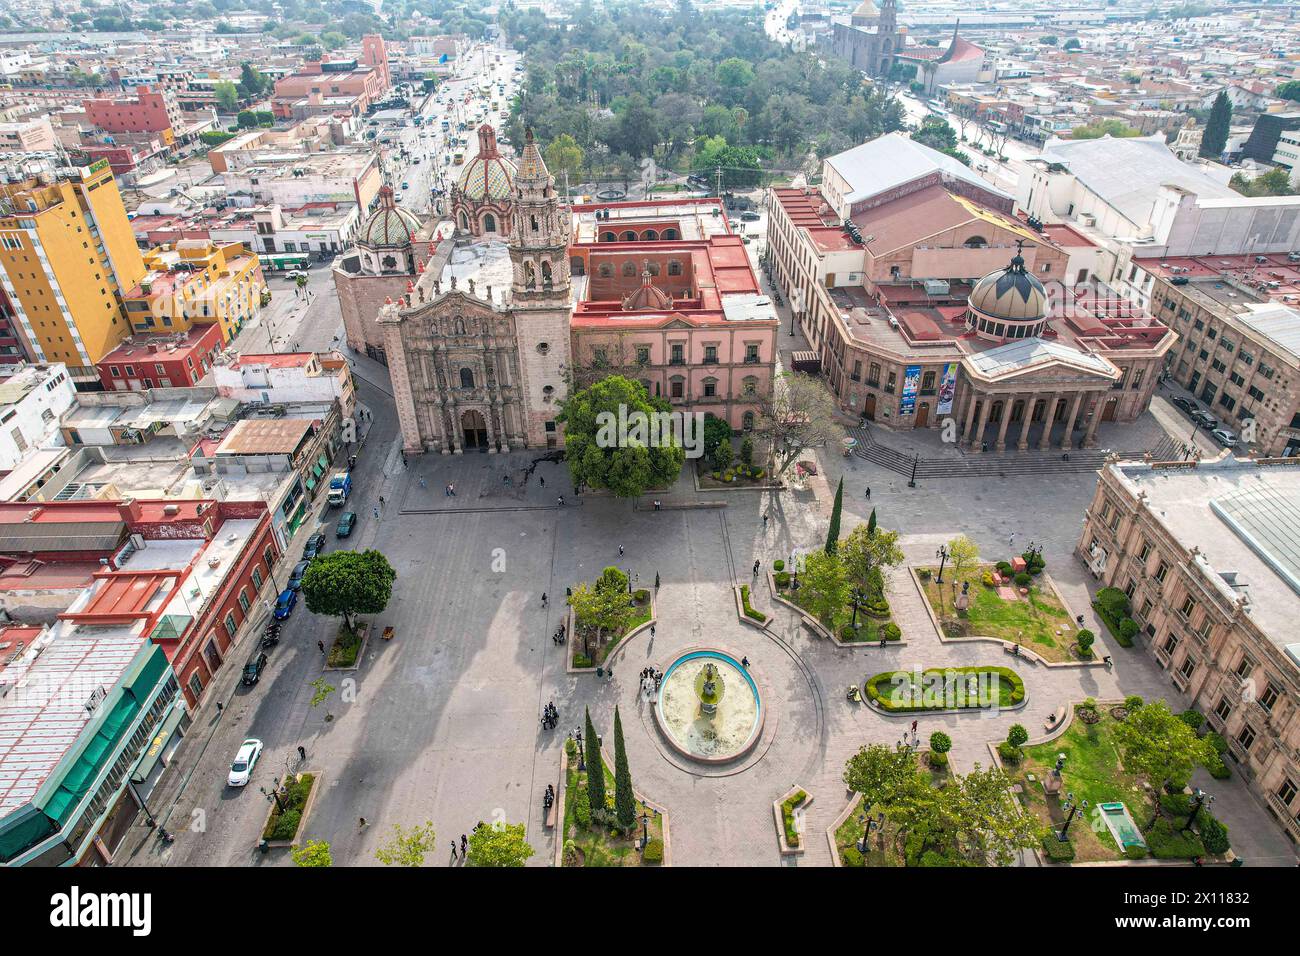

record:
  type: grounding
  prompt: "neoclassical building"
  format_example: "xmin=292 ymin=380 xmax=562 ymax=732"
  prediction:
xmin=451 ymin=124 xmax=516 ymax=241
xmin=825 ymin=0 xmax=902 ymax=78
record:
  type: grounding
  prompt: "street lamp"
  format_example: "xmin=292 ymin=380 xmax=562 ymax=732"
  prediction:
xmin=1058 ymin=792 xmax=1089 ymax=841
xmin=260 ymin=778 xmax=286 ymax=814
xmin=907 ymin=452 xmax=919 ymax=488
xmin=640 ymin=811 xmax=650 ymax=850
xmin=935 ymin=544 xmax=949 ymax=584
xmin=574 ymin=727 xmax=585 ymax=771
xmin=1181 ymin=787 xmax=1214 ymax=834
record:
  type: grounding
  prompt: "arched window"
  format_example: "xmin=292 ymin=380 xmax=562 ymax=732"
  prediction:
xmin=646 ymin=262 xmax=660 ymax=276
xmin=600 ymin=231 xmax=616 ymax=242
xmin=963 ymin=236 xmax=987 ymax=248
xmin=541 ymin=260 xmax=553 ymax=289
xmin=663 ymin=228 xmax=679 ymax=240
xmin=598 ymin=263 xmax=614 ymax=278
xmin=643 ymin=229 xmax=659 ymax=241
xmin=667 ymin=260 xmax=682 ymax=276
xmin=458 ymin=212 xmax=469 ymax=231
xmin=459 ymin=367 xmax=475 ymax=388
xmin=743 ymin=411 xmax=755 ymax=431
xmin=621 ymin=231 xmax=637 ymax=242
xmin=530 ymin=214 xmax=539 ymax=232
xmin=622 ymin=261 xmax=637 ymax=277
xmin=524 ymin=261 xmax=536 ymax=289
xmin=483 ymin=213 xmax=497 ymax=233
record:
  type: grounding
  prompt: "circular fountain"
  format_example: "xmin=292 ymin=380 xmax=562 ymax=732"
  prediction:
xmin=655 ymin=649 xmax=763 ymax=764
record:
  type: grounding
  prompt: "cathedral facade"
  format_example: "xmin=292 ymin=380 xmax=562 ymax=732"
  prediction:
xmin=379 ymin=129 xmax=571 ymax=453
xmin=827 ymin=0 xmax=902 ymax=78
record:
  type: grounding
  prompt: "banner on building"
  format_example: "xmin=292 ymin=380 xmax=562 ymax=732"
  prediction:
xmin=936 ymin=362 xmax=958 ymax=415
xmin=900 ymin=365 xmax=921 ymax=416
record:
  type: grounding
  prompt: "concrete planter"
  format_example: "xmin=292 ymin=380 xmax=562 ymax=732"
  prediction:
xmin=767 ymin=569 xmax=907 ymax=648
xmin=259 ymin=771 xmax=322 ymax=850
xmin=773 ymin=785 xmax=812 ymax=855
xmin=324 ymin=622 xmax=369 ymax=672
xmin=566 ymin=592 xmax=657 ymax=676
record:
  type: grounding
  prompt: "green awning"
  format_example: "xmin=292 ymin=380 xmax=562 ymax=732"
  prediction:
xmin=305 ymin=475 xmax=317 ymax=492
xmin=317 ymin=453 xmax=329 ymax=470
xmin=311 ymin=461 xmax=325 ymax=478
xmin=130 ymin=703 xmax=186 ymax=784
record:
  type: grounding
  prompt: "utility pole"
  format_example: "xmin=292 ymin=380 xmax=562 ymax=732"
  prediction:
xmin=715 ymin=165 xmax=722 ymax=201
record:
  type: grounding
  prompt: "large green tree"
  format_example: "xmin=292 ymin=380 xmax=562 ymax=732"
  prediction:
xmin=1113 ymin=699 xmax=1214 ymax=826
xmin=466 ymin=822 xmax=535 ymax=867
xmin=374 ymin=821 xmax=437 ymax=866
xmin=754 ymin=373 xmax=842 ymax=479
xmin=1200 ymin=91 xmax=1231 ymax=159
xmin=569 ymin=567 xmax=635 ymax=656
xmin=839 ymin=521 xmax=904 ymax=600
xmin=825 ymin=477 xmax=844 ymax=555
xmin=300 ymin=549 xmax=396 ymax=630
xmin=558 ymin=375 xmax=685 ymax=497
xmin=800 ymin=550 xmax=850 ymax=626
xmin=583 ymin=707 xmax=605 ymax=817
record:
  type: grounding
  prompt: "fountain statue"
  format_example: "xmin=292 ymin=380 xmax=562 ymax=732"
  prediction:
xmin=696 ymin=662 xmax=726 ymax=716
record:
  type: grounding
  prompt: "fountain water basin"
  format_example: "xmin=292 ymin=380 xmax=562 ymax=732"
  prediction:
xmin=655 ymin=649 xmax=763 ymax=764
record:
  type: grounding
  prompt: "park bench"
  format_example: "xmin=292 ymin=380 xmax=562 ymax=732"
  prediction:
xmin=1045 ymin=705 xmax=1067 ymax=732
xmin=544 ymin=798 xmax=557 ymax=829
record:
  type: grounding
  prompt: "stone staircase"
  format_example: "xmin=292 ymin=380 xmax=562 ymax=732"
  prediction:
xmin=847 ymin=427 xmax=1180 ymax=480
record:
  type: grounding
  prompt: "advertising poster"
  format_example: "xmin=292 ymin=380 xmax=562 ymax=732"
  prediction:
xmin=936 ymin=362 xmax=958 ymax=415
xmin=900 ymin=364 xmax=921 ymax=416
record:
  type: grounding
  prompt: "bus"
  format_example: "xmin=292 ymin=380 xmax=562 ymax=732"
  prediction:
xmin=262 ymin=252 xmax=311 ymax=272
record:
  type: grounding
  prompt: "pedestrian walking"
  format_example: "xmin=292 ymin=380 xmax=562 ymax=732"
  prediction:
xmin=911 ymin=719 xmax=918 ymax=734
xmin=359 ymin=817 xmax=367 ymax=828
xmin=379 ymin=496 xmax=385 ymax=507
xmin=450 ymin=842 xmax=458 ymax=861
xmin=557 ymin=495 xmax=564 ymax=506
xmin=541 ymin=592 xmax=548 ymax=608
xmin=650 ymin=623 xmax=656 ymax=638
xmin=618 ymin=544 xmax=625 ymax=558
xmin=318 ymin=640 xmax=326 ymax=655
xmin=373 ymin=506 xmax=380 ymax=519
xmin=419 ymin=476 xmax=427 ymax=489
xmin=539 ymin=475 xmax=545 ymax=488
xmin=460 ymin=834 xmax=468 ymax=856
xmin=865 ymin=487 xmax=871 ymax=500
xmin=654 ymin=572 xmax=660 ymax=590
xmin=449 ymin=483 xmax=456 ymax=496
xmin=762 ymin=511 xmax=769 ymax=527
xmin=741 ymin=656 xmax=750 ymax=668
xmin=753 ymin=559 xmax=760 ymax=575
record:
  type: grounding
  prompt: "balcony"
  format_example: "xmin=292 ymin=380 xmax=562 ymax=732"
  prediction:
xmin=744 ymin=355 xmax=761 ymax=365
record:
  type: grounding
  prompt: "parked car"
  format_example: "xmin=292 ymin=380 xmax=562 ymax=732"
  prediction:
xmin=285 ymin=269 xmax=306 ymax=280
xmin=273 ymin=588 xmax=298 ymax=620
xmin=303 ymin=532 xmax=327 ymax=560
xmin=1171 ymin=396 xmax=1199 ymax=414
xmin=1211 ymin=427 xmax=1239 ymax=447
xmin=336 ymin=511 xmax=357 ymax=537
xmin=227 ymin=738 xmax=264 ymax=787
xmin=242 ymin=650 xmax=269 ymax=686
xmin=740 ymin=211 xmax=761 ymax=222
xmin=1191 ymin=410 xmax=1219 ymax=430
xmin=287 ymin=560 xmax=310 ymax=590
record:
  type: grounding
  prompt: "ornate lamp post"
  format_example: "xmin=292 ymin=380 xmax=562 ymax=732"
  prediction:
xmin=1058 ymin=792 xmax=1089 ymax=841
xmin=640 ymin=811 xmax=650 ymax=850
xmin=260 ymin=778 xmax=286 ymax=814
xmin=857 ymin=810 xmax=886 ymax=853
xmin=574 ymin=727 xmax=585 ymax=771
xmin=935 ymin=544 xmax=949 ymax=584
xmin=907 ymin=452 xmax=919 ymax=488
xmin=1181 ymin=787 xmax=1214 ymax=834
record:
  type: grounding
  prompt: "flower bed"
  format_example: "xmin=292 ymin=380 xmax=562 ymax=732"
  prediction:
xmin=262 ymin=773 xmax=316 ymax=845
xmin=775 ymin=575 xmax=898 ymax=644
xmin=919 ymin=565 xmax=1080 ymax=662
xmin=327 ymin=622 xmax=365 ymax=669
xmin=864 ymin=665 xmax=1025 ymax=712
xmin=562 ymin=746 xmax=664 ymax=867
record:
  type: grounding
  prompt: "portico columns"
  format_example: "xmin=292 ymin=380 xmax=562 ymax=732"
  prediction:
xmin=1061 ymin=391 xmax=1085 ymax=451
xmin=1016 ymin=394 xmax=1035 ymax=451
xmin=970 ymin=396 xmax=993 ymax=453
xmin=1037 ymin=392 xmax=1060 ymax=450
xmin=1082 ymin=393 xmax=1103 ymax=448
xmin=994 ymin=395 xmax=1014 ymax=452
xmin=961 ymin=391 xmax=979 ymax=448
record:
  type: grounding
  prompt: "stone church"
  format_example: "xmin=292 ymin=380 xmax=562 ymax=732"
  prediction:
xmin=378 ymin=129 xmax=572 ymax=454
xmin=826 ymin=0 xmax=902 ymax=78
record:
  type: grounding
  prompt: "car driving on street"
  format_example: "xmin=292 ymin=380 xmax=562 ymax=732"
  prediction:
xmin=227 ymin=738 xmax=264 ymax=787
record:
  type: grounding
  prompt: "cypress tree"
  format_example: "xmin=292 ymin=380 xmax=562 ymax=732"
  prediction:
xmin=866 ymin=507 xmax=877 ymax=538
xmin=583 ymin=707 xmax=605 ymax=818
xmin=1201 ymin=91 xmax=1231 ymax=159
xmin=825 ymin=477 xmax=844 ymax=555
xmin=612 ymin=706 xmax=636 ymax=830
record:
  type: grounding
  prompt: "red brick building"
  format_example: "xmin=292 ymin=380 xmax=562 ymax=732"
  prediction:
xmin=0 ymin=498 xmax=282 ymax=709
xmin=83 ymin=85 xmax=182 ymax=138
xmin=95 ymin=323 xmax=225 ymax=391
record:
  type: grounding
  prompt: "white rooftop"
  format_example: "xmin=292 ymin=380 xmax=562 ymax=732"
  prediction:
xmin=1237 ymin=303 xmax=1300 ymax=361
xmin=1040 ymin=134 xmax=1238 ymax=228
xmin=965 ymin=337 xmax=1118 ymax=380
xmin=826 ymin=132 xmax=1012 ymax=207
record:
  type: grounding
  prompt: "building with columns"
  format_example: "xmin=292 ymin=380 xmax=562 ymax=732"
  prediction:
xmin=1078 ymin=457 xmax=1300 ymax=846
xmin=766 ymin=135 xmax=1175 ymax=451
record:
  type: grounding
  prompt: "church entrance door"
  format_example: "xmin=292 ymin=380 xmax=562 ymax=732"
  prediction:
xmin=461 ymin=410 xmax=489 ymax=451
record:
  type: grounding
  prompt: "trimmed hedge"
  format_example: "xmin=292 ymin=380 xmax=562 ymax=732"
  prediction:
xmin=740 ymin=585 xmax=766 ymax=623
xmin=643 ymin=838 xmax=664 ymax=863
xmin=780 ymin=790 xmax=807 ymax=846
xmin=864 ymin=665 xmax=1024 ymax=712
xmin=1040 ymin=834 xmax=1075 ymax=862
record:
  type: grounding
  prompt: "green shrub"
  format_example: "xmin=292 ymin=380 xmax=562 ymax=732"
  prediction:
xmin=1199 ymin=814 xmax=1230 ymax=855
xmin=1124 ymin=844 xmax=1149 ymax=860
xmin=1147 ymin=818 xmax=1205 ymax=859
xmin=572 ymin=788 xmax=591 ymax=828
xmin=927 ymin=750 xmax=948 ymax=769
xmin=269 ymin=809 xmax=301 ymax=841
xmin=1204 ymin=730 xmax=1229 ymax=754
xmin=1205 ymin=753 xmax=1232 ymax=779
xmin=1006 ymin=723 xmax=1029 ymax=748
xmin=929 ymin=731 xmax=952 ymax=754
xmin=917 ymin=567 xmax=931 ymax=579
xmin=1118 ymin=617 xmax=1139 ymax=640
xmin=1040 ymin=834 xmax=1075 ymax=862
xmin=740 ymin=585 xmax=766 ymax=622
xmin=642 ymin=838 xmax=663 ymax=863
xmin=774 ymin=570 xmax=790 ymax=588
xmin=1124 ymin=694 xmax=1145 ymax=711
xmin=1076 ymin=629 xmax=1095 ymax=656
xmin=840 ymin=845 xmax=864 ymax=867
xmin=1160 ymin=792 xmax=1193 ymax=819
xmin=1013 ymin=571 xmax=1032 ymax=586
xmin=882 ymin=622 xmax=902 ymax=641
xmin=982 ymin=571 xmax=996 ymax=587
xmin=740 ymin=436 xmax=754 ymax=466
xmin=633 ymin=588 xmax=650 ymax=602
xmin=573 ymin=653 xmax=593 ymax=668
xmin=781 ymin=790 xmax=807 ymax=845
xmin=996 ymin=561 xmax=1012 ymax=575
xmin=773 ymin=559 xmax=785 ymax=572
xmin=997 ymin=741 xmax=1023 ymax=764
xmin=564 ymin=737 xmax=578 ymax=759
xmin=1179 ymin=709 xmax=1205 ymax=731
xmin=1095 ymin=586 xmax=1130 ymax=618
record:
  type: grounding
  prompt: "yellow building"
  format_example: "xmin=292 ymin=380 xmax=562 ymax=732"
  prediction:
xmin=0 ymin=161 xmax=146 ymax=379
xmin=123 ymin=240 xmax=268 ymax=344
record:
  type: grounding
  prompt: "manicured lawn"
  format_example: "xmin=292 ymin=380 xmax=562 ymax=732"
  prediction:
xmin=1014 ymin=707 xmax=1205 ymax=863
xmin=865 ymin=665 xmax=1025 ymax=712
xmin=919 ymin=565 xmax=1079 ymax=662
xmin=562 ymin=758 xmax=663 ymax=867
